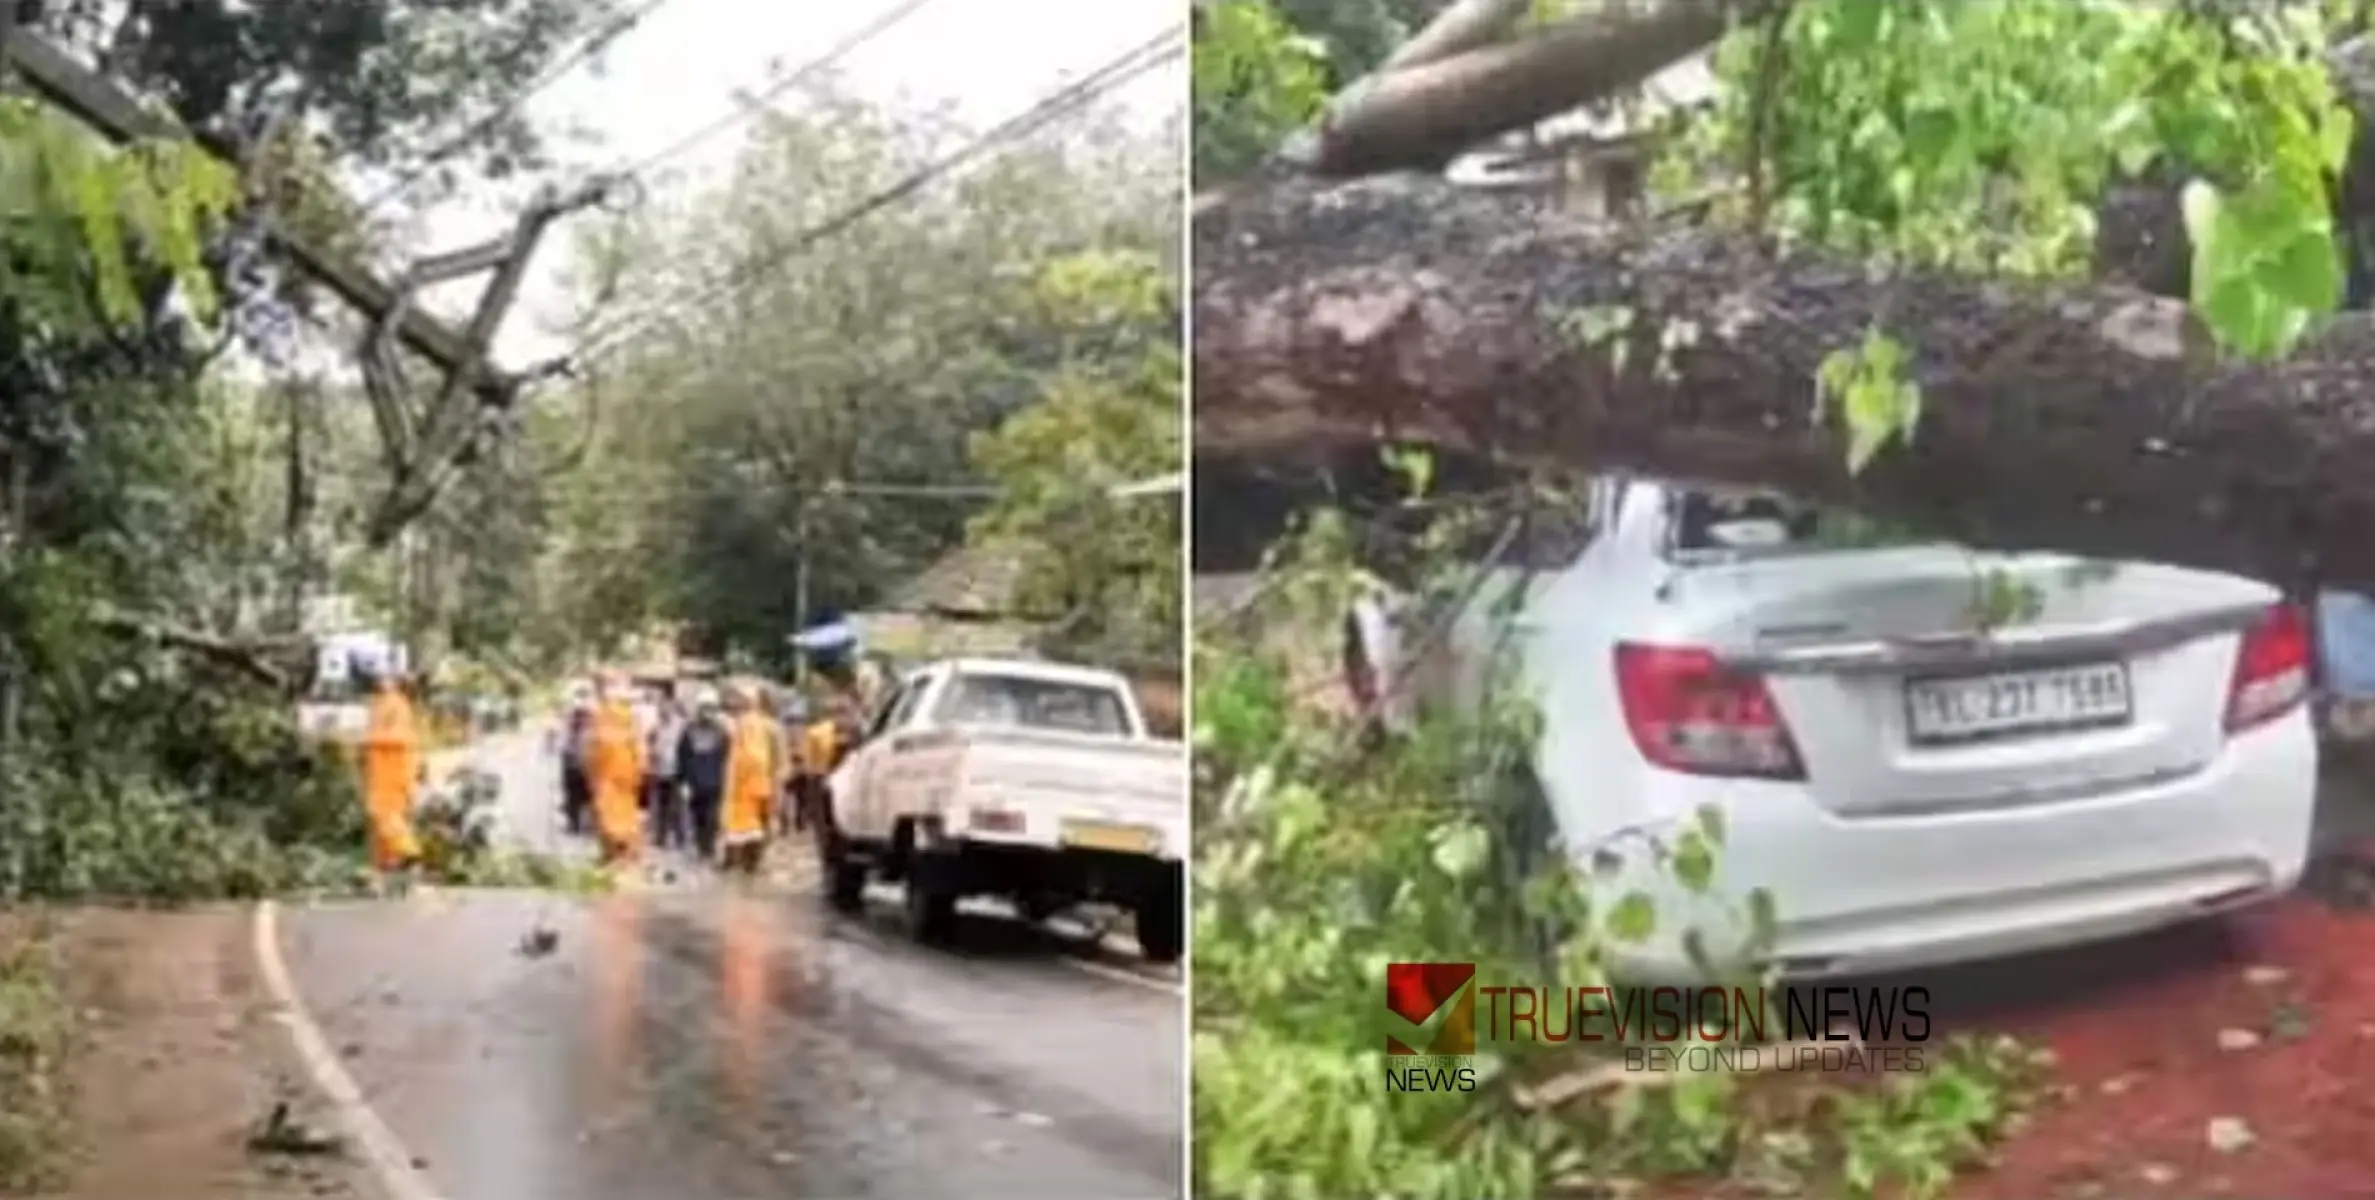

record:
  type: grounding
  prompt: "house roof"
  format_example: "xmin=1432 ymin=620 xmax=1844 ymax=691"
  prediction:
xmin=887 ymin=540 xmax=1033 ymax=618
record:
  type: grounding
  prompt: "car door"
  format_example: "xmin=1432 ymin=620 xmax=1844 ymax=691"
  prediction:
xmin=846 ymin=672 xmax=936 ymax=832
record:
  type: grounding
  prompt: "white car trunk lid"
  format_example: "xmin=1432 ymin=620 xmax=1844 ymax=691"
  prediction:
xmin=1668 ymin=548 xmax=2277 ymax=817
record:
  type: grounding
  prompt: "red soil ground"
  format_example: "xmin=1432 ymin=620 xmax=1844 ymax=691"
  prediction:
xmin=1944 ymin=849 xmax=2375 ymax=1200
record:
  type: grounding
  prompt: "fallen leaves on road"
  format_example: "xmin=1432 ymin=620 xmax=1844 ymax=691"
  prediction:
xmin=2205 ymin=1116 xmax=2256 ymax=1155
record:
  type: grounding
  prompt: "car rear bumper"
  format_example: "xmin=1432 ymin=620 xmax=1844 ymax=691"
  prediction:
xmin=1589 ymin=712 xmax=2317 ymax=981
xmin=945 ymin=804 xmax=1186 ymax=864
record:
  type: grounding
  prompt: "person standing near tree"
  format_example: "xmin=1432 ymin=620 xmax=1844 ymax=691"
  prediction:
xmin=587 ymin=670 xmax=647 ymax=868
xmin=358 ymin=663 xmax=424 ymax=874
xmin=558 ymin=686 xmax=594 ymax=837
xmin=646 ymin=686 xmax=688 ymax=849
xmin=757 ymin=684 xmax=796 ymax=837
xmin=720 ymin=683 xmax=778 ymax=876
xmin=675 ymin=688 xmax=731 ymax=861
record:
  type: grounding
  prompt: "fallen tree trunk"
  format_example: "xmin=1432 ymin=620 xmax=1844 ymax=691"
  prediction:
xmin=1192 ymin=177 xmax=2375 ymax=585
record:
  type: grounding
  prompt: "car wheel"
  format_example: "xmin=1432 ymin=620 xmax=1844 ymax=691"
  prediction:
xmin=904 ymin=853 xmax=958 ymax=944
xmin=1135 ymin=886 xmax=1184 ymax=965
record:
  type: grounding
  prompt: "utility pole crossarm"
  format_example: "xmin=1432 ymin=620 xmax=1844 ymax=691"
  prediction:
xmin=0 ymin=29 xmax=515 ymax=405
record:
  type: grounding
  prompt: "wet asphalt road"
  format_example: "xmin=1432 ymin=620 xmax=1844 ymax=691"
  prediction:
xmin=274 ymin=730 xmax=1184 ymax=1199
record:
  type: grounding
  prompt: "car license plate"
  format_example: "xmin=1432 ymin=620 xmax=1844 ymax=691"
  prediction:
xmin=1903 ymin=661 xmax=2132 ymax=744
xmin=1061 ymin=820 xmax=1158 ymax=854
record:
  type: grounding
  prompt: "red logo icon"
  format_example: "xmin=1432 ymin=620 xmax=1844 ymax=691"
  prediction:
xmin=1385 ymin=962 xmax=1476 ymax=1055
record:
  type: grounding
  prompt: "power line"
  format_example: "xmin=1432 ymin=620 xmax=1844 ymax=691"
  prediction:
xmin=574 ymin=27 xmax=1178 ymax=363
xmin=362 ymin=0 xmax=682 ymax=214
xmin=616 ymin=0 xmax=939 ymax=181
xmin=571 ymin=25 xmax=1181 ymax=367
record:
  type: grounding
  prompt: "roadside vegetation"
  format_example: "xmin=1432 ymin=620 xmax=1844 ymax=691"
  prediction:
xmin=0 ymin=924 xmax=71 ymax=1193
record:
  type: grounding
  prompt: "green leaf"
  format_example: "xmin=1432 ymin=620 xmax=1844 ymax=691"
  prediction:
xmin=2321 ymin=106 xmax=2360 ymax=177
xmin=1747 ymin=887 xmax=1781 ymax=949
xmin=2265 ymin=227 xmax=2343 ymax=312
xmin=1672 ymin=831 xmax=1716 ymax=894
xmin=1832 ymin=0 xmax=1891 ymax=50
xmin=1606 ymin=890 xmax=1657 ymax=944
xmin=1696 ymin=803 xmax=1728 ymax=848
xmin=1431 ymin=821 xmax=1490 ymax=878
xmin=2196 ymin=270 xmax=2272 ymax=357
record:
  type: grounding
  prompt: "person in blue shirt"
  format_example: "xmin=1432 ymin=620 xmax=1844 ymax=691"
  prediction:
xmin=673 ymin=688 xmax=732 ymax=861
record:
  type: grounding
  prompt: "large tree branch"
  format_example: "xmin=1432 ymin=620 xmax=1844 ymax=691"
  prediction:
xmin=1379 ymin=0 xmax=1534 ymax=74
xmin=1193 ymin=177 xmax=2375 ymax=585
xmin=93 ymin=612 xmax=306 ymax=690
xmin=1311 ymin=0 xmax=1761 ymax=178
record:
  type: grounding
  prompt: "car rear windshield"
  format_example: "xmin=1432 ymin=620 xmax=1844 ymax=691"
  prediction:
xmin=1668 ymin=489 xmax=1937 ymax=558
xmin=933 ymin=674 xmax=1135 ymax=737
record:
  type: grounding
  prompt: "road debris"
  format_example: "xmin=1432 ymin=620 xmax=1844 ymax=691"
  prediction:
xmin=246 ymin=1101 xmax=344 ymax=1158
xmin=517 ymin=925 xmax=560 ymax=957
xmin=2205 ymin=1116 xmax=2256 ymax=1154
xmin=2269 ymin=1002 xmax=2312 ymax=1042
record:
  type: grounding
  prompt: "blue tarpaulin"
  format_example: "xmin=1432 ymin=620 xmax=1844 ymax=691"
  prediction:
xmin=2318 ymin=591 xmax=2375 ymax=698
xmin=791 ymin=612 xmax=860 ymax=672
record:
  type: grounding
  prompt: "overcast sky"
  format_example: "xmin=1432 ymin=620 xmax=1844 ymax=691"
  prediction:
xmin=384 ymin=0 xmax=1183 ymax=367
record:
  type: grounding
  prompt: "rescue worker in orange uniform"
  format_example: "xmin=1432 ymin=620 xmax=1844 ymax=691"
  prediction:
xmin=796 ymin=690 xmax=865 ymax=835
xmin=587 ymin=670 xmax=647 ymax=866
xmin=720 ymin=683 xmax=778 ymax=875
xmin=359 ymin=664 xmax=424 ymax=872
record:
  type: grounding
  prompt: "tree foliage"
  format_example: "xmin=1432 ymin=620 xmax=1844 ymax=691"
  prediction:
xmin=24 ymin=0 xmax=626 ymax=182
xmin=0 ymin=0 xmax=630 ymax=899
xmin=539 ymin=83 xmax=1179 ymax=670
xmin=1194 ymin=0 xmax=1332 ymax=182
xmin=0 ymin=97 xmax=369 ymax=900
xmin=968 ymin=248 xmax=1182 ymax=667
xmin=1672 ymin=0 xmax=2359 ymax=368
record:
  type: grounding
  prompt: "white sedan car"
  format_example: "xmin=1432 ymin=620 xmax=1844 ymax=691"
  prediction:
xmin=1344 ymin=477 xmax=2318 ymax=980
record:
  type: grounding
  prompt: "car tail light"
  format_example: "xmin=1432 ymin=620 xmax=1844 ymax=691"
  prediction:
xmin=2226 ymin=603 xmax=2310 ymax=733
xmin=1614 ymin=642 xmax=1805 ymax=780
xmin=969 ymin=808 xmax=1025 ymax=833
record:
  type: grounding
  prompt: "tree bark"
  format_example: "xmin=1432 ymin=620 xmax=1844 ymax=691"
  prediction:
xmin=1192 ymin=176 xmax=2375 ymax=585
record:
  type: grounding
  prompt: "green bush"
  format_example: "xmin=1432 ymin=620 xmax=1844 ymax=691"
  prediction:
xmin=0 ymin=926 xmax=72 ymax=1193
xmin=0 ymin=755 xmax=368 ymax=903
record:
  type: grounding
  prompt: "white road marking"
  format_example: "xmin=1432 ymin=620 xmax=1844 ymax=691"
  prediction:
xmin=1058 ymin=954 xmax=1183 ymax=995
xmin=251 ymin=900 xmax=448 ymax=1200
